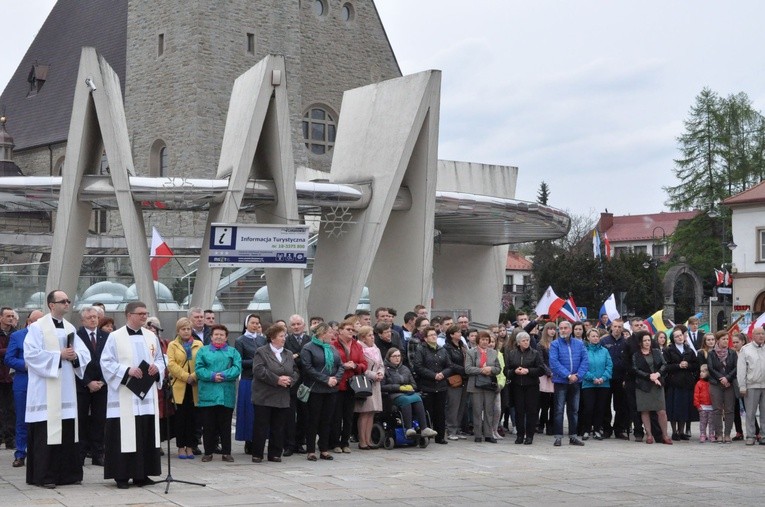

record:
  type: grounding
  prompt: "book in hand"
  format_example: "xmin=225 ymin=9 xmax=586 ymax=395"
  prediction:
xmin=124 ymin=360 xmax=156 ymax=400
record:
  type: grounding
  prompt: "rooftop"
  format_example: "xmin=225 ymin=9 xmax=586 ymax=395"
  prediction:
xmin=723 ymin=180 xmax=765 ymax=206
xmin=506 ymin=250 xmax=532 ymax=270
xmin=599 ymin=210 xmax=699 ymax=242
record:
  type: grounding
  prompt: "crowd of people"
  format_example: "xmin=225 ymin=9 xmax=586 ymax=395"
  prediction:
xmin=2 ymin=298 xmax=765 ymax=490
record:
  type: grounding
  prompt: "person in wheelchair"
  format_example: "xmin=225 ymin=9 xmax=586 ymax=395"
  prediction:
xmin=380 ymin=348 xmax=437 ymax=438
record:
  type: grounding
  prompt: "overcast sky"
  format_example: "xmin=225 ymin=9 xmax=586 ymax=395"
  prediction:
xmin=3 ymin=1 xmax=765 ymax=220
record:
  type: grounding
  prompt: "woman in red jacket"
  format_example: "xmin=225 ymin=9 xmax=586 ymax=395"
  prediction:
xmin=330 ymin=317 xmax=367 ymax=453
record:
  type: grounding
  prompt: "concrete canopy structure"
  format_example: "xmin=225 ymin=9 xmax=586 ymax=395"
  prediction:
xmin=0 ymin=1 xmax=570 ymax=319
xmin=308 ymin=70 xmax=441 ymax=320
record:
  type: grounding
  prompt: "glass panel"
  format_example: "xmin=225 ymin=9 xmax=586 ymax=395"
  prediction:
xmin=311 ymin=144 xmax=325 ymax=155
xmin=311 ymin=123 xmax=325 ymax=142
xmin=328 ymin=124 xmax=336 ymax=143
xmin=302 ymin=121 xmax=309 ymax=140
xmin=311 ymin=108 xmax=325 ymax=120
xmin=313 ymin=0 xmax=324 ymax=16
xmin=342 ymin=5 xmax=350 ymax=21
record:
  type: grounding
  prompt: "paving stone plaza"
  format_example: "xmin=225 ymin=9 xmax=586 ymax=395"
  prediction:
xmin=1 ymin=426 xmax=763 ymax=506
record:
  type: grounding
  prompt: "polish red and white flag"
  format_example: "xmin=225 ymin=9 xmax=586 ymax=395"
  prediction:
xmin=150 ymin=227 xmax=173 ymax=281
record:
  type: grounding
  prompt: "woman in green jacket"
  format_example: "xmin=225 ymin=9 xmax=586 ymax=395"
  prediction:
xmin=195 ymin=324 xmax=242 ymax=462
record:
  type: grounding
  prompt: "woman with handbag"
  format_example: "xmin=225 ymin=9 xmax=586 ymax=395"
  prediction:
xmin=412 ymin=326 xmax=453 ymax=444
xmin=632 ymin=331 xmax=672 ymax=445
xmin=465 ymin=331 xmax=501 ymax=443
xmin=300 ymin=323 xmax=345 ymax=461
xmin=166 ymin=317 xmax=202 ymax=459
xmin=355 ymin=326 xmax=384 ymax=449
xmin=330 ymin=318 xmax=367 ymax=454
xmin=505 ymin=331 xmax=544 ymax=445
xmin=443 ymin=325 xmax=468 ymax=440
xmin=250 ymin=324 xmax=299 ymax=463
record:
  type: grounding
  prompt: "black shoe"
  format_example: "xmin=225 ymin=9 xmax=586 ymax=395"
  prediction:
xmin=116 ymin=481 xmax=129 ymax=489
xmin=282 ymin=448 xmax=294 ymax=457
xmin=680 ymin=433 xmax=691 ymax=441
xmin=671 ymin=432 xmax=681 ymax=441
xmin=296 ymin=446 xmax=307 ymax=454
xmin=252 ymin=456 xmax=263 ymax=463
xmin=134 ymin=477 xmax=157 ymax=486
xmin=615 ymin=432 xmax=629 ymax=440
xmin=554 ymin=438 xmax=562 ymax=447
xmin=569 ymin=437 xmax=585 ymax=446
xmin=484 ymin=437 xmax=497 ymax=444
xmin=474 ymin=437 xmax=482 ymax=443
xmin=515 ymin=437 xmax=524 ymax=444
xmin=435 ymin=439 xmax=448 ymax=444
xmin=92 ymin=455 xmax=105 ymax=466
xmin=191 ymin=446 xmax=202 ymax=456
xmin=545 ymin=428 xmax=554 ymax=436
xmin=12 ymin=457 xmax=24 ymax=467
xmin=524 ymin=437 xmax=533 ymax=445
xmin=243 ymin=441 xmax=251 ymax=455
xmin=268 ymin=457 xmax=282 ymax=462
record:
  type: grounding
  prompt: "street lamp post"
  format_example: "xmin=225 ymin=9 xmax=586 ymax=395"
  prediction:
xmin=643 ymin=259 xmax=659 ymax=310
xmin=651 ymin=226 xmax=667 ymax=258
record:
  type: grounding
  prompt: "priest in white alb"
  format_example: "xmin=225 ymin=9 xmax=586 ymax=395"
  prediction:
xmin=100 ymin=301 xmax=164 ymax=489
xmin=24 ymin=290 xmax=90 ymax=488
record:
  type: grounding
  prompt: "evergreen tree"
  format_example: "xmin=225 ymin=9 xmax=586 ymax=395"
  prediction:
xmin=664 ymin=88 xmax=723 ymax=211
xmin=537 ymin=181 xmax=550 ymax=205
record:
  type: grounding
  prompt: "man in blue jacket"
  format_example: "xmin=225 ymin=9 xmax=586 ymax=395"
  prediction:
xmin=4 ymin=309 xmax=43 ymax=467
xmin=549 ymin=321 xmax=589 ymax=446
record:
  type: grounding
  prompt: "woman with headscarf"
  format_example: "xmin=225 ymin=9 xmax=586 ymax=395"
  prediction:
xmin=707 ymin=332 xmax=738 ymax=443
xmin=300 ymin=322 xmax=344 ymax=461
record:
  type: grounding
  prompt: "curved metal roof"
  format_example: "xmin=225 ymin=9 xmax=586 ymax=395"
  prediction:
xmin=0 ymin=176 xmax=569 ymax=244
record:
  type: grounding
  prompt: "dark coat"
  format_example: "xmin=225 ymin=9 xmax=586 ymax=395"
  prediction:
xmin=234 ymin=334 xmax=267 ymax=380
xmin=663 ymin=343 xmax=699 ymax=389
xmin=443 ymin=339 xmax=466 ymax=377
xmin=300 ymin=341 xmax=345 ymax=394
xmin=75 ymin=326 xmax=109 ymax=393
xmin=707 ymin=349 xmax=738 ymax=387
xmin=632 ymin=349 xmax=666 ymax=393
xmin=251 ymin=345 xmax=299 ymax=408
xmin=375 ymin=332 xmax=404 ymax=361
xmin=380 ymin=360 xmax=417 ymax=402
xmin=504 ymin=346 xmax=545 ymax=386
xmin=411 ymin=342 xmax=453 ymax=393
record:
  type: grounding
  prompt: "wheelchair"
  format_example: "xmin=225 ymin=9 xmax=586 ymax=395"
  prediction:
xmin=370 ymin=396 xmax=431 ymax=449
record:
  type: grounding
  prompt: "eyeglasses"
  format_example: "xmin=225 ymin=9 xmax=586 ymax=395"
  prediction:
xmin=131 ymin=312 xmax=149 ymax=317
xmin=53 ymin=299 xmax=71 ymax=304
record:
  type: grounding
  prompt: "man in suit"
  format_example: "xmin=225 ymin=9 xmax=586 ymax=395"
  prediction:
xmin=188 ymin=307 xmax=211 ymax=345
xmin=687 ymin=316 xmax=702 ymax=350
xmin=76 ymin=305 xmax=108 ymax=466
xmin=284 ymin=314 xmax=311 ymax=456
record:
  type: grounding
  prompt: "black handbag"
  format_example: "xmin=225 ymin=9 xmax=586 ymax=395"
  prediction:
xmin=349 ymin=374 xmax=373 ymax=399
xmin=474 ymin=374 xmax=498 ymax=391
